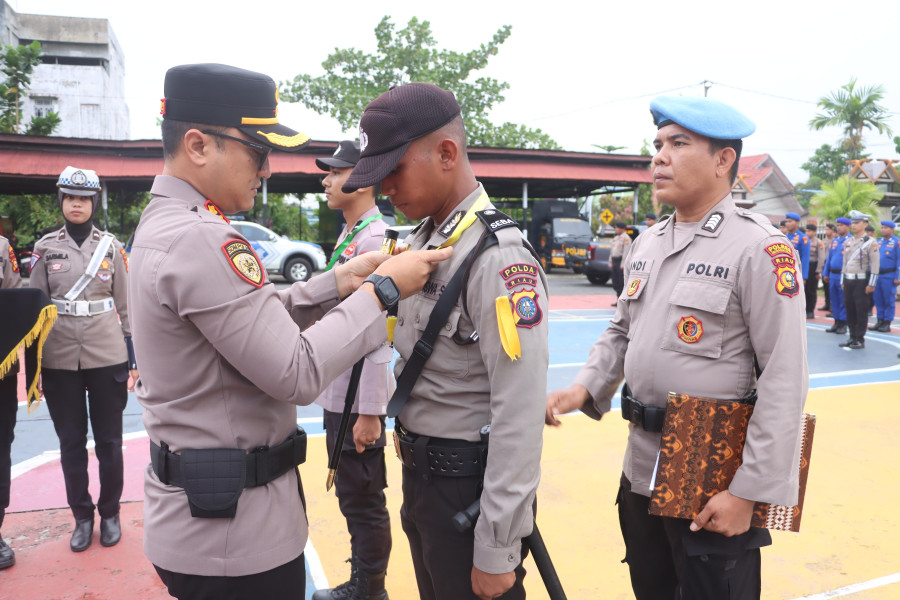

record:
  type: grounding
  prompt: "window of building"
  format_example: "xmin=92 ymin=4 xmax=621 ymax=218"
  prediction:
xmin=33 ymin=97 xmax=58 ymax=118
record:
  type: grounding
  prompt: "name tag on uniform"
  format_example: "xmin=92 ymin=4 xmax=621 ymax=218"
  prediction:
xmin=682 ymin=261 xmax=735 ymax=282
xmin=421 ymin=277 xmax=449 ymax=301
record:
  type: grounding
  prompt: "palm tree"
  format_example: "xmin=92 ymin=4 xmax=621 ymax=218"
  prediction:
xmin=809 ymin=78 xmax=892 ymax=161
xmin=813 ymin=175 xmax=883 ymax=221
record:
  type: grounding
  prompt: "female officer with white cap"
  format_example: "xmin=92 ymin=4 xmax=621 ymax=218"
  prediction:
xmin=28 ymin=166 xmax=137 ymax=552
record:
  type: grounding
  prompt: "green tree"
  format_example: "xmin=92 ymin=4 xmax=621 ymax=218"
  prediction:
xmin=0 ymin=194 xmax=60 ymax=248
xmin=809 ymin=78 xmax=892 ymax=160
xmin=0 ymin=41 xmax=61 ymax=135
xmin=812 ymin=175 xmax=883 ymax=221
xmin=795 ymin=144 xmax=860 ymax=210
xmin=281 ymin=16 xmax=559 ymax=150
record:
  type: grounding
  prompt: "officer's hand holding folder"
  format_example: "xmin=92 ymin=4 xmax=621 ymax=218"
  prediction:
xmin=649 ymin=391 xmax=815 ymax=532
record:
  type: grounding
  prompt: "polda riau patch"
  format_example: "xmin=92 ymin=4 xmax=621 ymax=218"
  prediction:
xmin=765 ymin=242 xmax=799 ymax=297
xmin=510 ymin=289 xmax=543 ymax=328
xmin=222 ymin=239 xmax=264 ymax=287
xmin=677 ymin=315 xmax=703 ymax=343
xmin=8 ymin=246 xmax=18 ymax=273
xmin=119 ymin=248 xmax=129 ymax=272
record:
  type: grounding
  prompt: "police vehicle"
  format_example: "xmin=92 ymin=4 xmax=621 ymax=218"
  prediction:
xmin=229 ymin=220 xmax=327 ymax=283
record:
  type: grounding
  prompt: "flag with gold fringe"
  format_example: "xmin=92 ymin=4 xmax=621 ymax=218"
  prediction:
xmin=0 ymin=288 xmax=57 ymax=412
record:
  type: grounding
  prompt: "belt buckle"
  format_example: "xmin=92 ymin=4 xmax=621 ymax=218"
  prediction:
xmin=74 ymin=300 xmax=89 ymax=316
xmin=627 ymin=400 xmax=643 ymax=427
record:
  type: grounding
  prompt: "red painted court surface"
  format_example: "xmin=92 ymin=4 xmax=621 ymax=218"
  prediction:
xmin=2 ymin=293 xmax=900 ymax=599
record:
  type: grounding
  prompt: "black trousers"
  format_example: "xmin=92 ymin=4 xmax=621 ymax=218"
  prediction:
xmin=42 ymin=363 xmax=128 ymax=521
xmin=323 ymin=410 xmax=391 ymax=574
xmin=400 ymin=468 xmax=527 ymax=600
xmin=843 ymin=280 xmax=870 ymax=342
xmin=611 ymin=256 xmax=624 ymax=298
xmin=804 ymin=265 xmax=818 ymax=314
xmin=616 ymin=475 xmax=770 ymax=600
xmin=154 ymin=553 xmax=306 ymax=600
xmin=0 ymin=369 xmax=18 ymax=531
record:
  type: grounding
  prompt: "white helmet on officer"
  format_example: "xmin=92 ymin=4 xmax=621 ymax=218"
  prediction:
xmin=57 ymin=166 xmax=101 ymax=213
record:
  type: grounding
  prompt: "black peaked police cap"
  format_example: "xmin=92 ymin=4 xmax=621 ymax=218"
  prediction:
xmin=162 ymin=63 xmax=310 ymax=151
xmin=343 ymin=83 xmax=461 ymax=192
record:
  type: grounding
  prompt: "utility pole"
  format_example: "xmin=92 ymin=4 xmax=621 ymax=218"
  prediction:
xmin=703 ymin=80 xmax=713 ymax=97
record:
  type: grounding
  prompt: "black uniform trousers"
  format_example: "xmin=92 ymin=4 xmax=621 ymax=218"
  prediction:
xmin=611 ymin=256 xmax=625 ymax=298
xmin=42 ymin=363 xmax=128 ymax=521
xmin=616 ymin=474 xmax=770 ymax=600
xmin=804 ymin=263 xmax=818 ymax=314
xmin=843 ymin=279 xmax=871 ymax=342
xmin=400 ymin=467 xmax=527 ymax=600
xmin=155 ymin=552 xmax=306 ymax=600
xmin=323 ymin=409 xmax=391 ymax=574
xmin=0 ymin=368 xmax=18 ymax=531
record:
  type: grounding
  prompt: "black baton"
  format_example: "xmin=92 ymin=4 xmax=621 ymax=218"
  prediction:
xmin=326 ymin=358 xmax=364 ymax=491
xmin=454 ymin=500 xmax=567 ymax=600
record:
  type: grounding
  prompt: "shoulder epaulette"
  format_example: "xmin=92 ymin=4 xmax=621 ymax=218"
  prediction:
xmin=476 ymin=208 xmax=519 ymax=234
xmin=658 ymin=214 xmax=672 ymax=223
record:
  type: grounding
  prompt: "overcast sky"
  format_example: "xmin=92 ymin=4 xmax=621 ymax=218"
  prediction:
xmin=13 ymin=0 xmax=900 ymax=184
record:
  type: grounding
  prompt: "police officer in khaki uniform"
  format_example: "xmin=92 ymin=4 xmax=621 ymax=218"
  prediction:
xmin=609 ymin=221 xmax=631 ymax=305
xmin=313 ymin=140 xmax=392 ymax=600
xmin=547 ymin=96 xmax=807 ymax=600
xmin=129 ymin=64 xmax=449 ymax=600
xmin=0 ymin=234 xmax=22 ymax=569
xmin=342 ymin=83 xmax=549 ymax=600
xmin=804 ymin=223 xmax=822 ymax=319
xmin=840 ymin=210 xmax=880 ymax=349
xmin=29 ymin=167 xmax=138 ymax=552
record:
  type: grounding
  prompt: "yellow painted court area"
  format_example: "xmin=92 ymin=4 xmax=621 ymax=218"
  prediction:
xmin=306 ymin=381 xmax=900 ymax=599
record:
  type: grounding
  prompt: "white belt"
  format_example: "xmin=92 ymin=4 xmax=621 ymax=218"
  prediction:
xmin=52 ymin=297 xmax=115 ymax=316
xmin=843 ymin=273 xmax=867 ymax=280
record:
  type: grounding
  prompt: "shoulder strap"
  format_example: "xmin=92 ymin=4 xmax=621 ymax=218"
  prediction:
xmin=387 ymin=231 xmax=498 ymax=418
xmin=63 ymin=233 xmax=115 ymax=301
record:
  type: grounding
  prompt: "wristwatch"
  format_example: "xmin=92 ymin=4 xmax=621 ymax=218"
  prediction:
xmin=363 ymin=274 xmax=401 ymax=311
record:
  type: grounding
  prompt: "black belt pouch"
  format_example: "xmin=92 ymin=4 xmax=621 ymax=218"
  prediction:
xmin=181 ymin=448 xmax=247 ymax=518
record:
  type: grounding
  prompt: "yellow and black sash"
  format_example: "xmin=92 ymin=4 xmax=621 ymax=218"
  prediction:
xmin=0 ymin=289 xmax=57 ymax=412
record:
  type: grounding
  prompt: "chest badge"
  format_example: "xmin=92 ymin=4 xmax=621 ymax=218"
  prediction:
xmin=222 ymin=239 xmax=264 ymax=288
xmin=627 ymin=278 xmax=640 ymax=296
xmin=677 ymin=316 xmax=703 ymax=344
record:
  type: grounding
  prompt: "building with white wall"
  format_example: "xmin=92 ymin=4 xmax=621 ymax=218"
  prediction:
xmin=0 ymin=1 xmax=128 ymax=139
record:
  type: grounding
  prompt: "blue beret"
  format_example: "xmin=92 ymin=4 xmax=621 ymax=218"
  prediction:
xmin=836 ymin=217 xmax=851 ymax=225
xmin=882 ymin=220 xmax=896 ymax=228
xmin=650 ymin=96 xmax=755 ymax=139
xmin=785 ymin=212 xmax=801 ymax=221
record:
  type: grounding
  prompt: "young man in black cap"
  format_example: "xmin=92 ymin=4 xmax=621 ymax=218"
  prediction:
xmin=312 ymin=140 xmax=392 ymax=600
xmin=645 ymin=213 xmax=657 ymax=228
xmin=129 ymin=64 xmax=450 ymax=600
xmin=343 ymin=83 xmax=549 ymax=600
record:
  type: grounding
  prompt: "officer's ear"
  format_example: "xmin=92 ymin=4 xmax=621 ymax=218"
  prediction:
xmin=714 ymin=146 xmax=736 ymax=180
xmin=182 ymin=128 xmax=213 ymax=167
xmin=437 ymin=137 xmax=460 ymax=172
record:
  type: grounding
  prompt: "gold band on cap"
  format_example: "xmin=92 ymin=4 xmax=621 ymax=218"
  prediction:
xmin=255 ymin=130 xmax=311 ymax=148
xmin=242 ymin=117 xmax=279 ymax=125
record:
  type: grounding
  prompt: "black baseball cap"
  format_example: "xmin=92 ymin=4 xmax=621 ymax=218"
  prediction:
xmin=614 ymin=221 xmax=627 ymax=229
xmin=645 ymin=213 xmax=657 ymax=219
xmin=316 ymin=140 xmax=360 ymax=171
xmin=343 ymin=83 xmax=461 ymax=192
xmin=162 ymin=63 xmax=310 ymax=151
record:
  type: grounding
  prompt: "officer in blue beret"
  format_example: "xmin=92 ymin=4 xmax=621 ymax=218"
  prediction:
xmin=783 ymin=213 xmax=811 ymax=316
xmin=870 ymin=220 xmax=899 ymax=332
xmin=547 ymin=95 xmax=807 ymax=600
xmin=824 ymin=217 xmax=852 ymax=333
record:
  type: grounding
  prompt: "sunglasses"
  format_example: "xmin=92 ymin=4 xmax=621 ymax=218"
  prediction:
xmin=201 ymin=130 xmax=271 ymax=171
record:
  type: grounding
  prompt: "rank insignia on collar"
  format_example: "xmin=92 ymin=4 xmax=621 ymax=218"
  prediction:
xmin=510 ymin=289 xmax=543 ymax=328
xmin=627 ymin=278 xmax=640 ymax=296
xmin=439 ymin=211 xmax=464 ymax=237
xmin=8 ymin=246 xmax=18 ymax=273
xmin=205 ymin=200 xmax=230 ymax=223
xmin=677 ymin=315 xmax=703 ymax=343
xmin=701 ymin=212 xmax=724 ymax=233
xmin=222 ymin=239 xmax=264 ymax=287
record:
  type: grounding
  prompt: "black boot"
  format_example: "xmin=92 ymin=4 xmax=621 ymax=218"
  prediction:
xmin=839 ymin=338 xmax=855 ymax=348
xmin=834 ymin=321 xmax=848 ymax=334
xmin=877 ymin=321 xmax=892 ymax=332
xmin=825 ymin=321 xmax=840 ymax=333
xmin=70 ymin=517 xmax=94 ymax=552
xmin=312 ymin=556 xmax=358 ymax=600
xmin=848 ymin=339 xmax=865 ymax=349
xmin=0 ymin=535 xmax=14 ymax=569
xmin=869 ymin=319 xmax=883 ymax=331
xmin=353 ymin=570 xmax=389 ymax=600
xmin=100 ymin=514 xmax=121 ymax=547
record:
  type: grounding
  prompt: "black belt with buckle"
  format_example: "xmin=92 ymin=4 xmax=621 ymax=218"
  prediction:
xmin=393 ymin=421 xmax=485 ymax=478
xmin=620 ymin=385 xmax=666 ymax=433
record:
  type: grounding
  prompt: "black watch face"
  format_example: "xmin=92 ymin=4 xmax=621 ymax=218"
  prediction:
xmin=378 ymin=277 xmax=401 ymax=306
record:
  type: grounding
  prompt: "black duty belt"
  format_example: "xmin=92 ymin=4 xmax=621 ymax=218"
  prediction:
xmin=150 ymin=428 xmax=307 ymax=490
xmin=880 ymin=268 xmax=897 ymax=275
xmin=620 ymin=385 xmax=666 ymax=433
xmin=830 ymin=269 xmax=842 ymax=274
xmin=393 ymin=421 xmax=486 ymax=478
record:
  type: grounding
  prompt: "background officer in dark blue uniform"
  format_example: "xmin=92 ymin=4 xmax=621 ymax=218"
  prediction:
xmin=870 ymin=220 xmax=898 ymax=332
xmin=824 ymin=217 xmax=851 ymax=334
xmin=784 ymin=212 xmax=810 ymax=316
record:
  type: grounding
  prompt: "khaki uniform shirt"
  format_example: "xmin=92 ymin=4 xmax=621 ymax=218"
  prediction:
xmin=812 ymin=238 xmax=826 ymax=274
xmin=0 ymin=236 xmax=22 ymax=289
xmin=29 ymin=226 xmax=130 ymax=370
xmin=842 ymin=234 xmax=880 ymax=286
xmin=574 ymin=195 xmax=807 ymax=506
xmin=610 ymin=231 xmax=631 ymax=261
xmin=394 ymin=184 xmax=549 ymax=573
xmin=315 ymin=207 xmax=393 ymax=416
xmin=129 ymin=175 xmax=388 ymax=576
